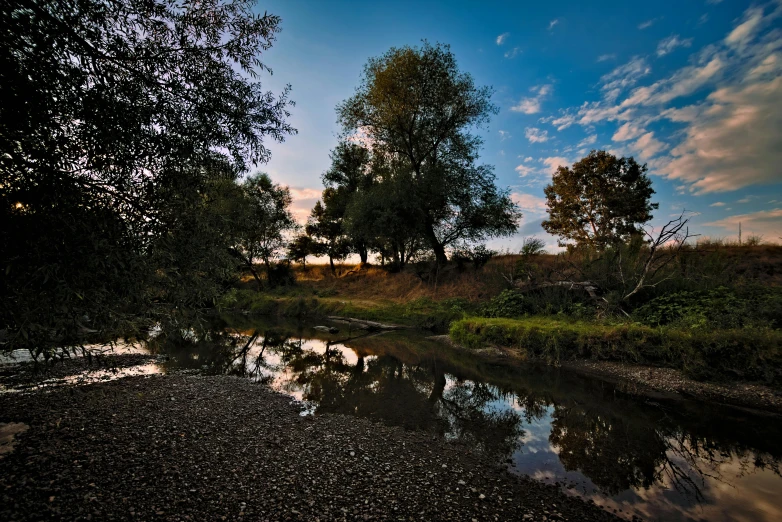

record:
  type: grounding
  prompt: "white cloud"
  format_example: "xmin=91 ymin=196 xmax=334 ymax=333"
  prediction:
xmin=710 ymin=202 xmax=726 ymax=207
xmin=511 ymin=193 xmax=548 ymax=215
xmin=525 ymin=127 xmax=550 ymax=143
xmin=659 ymin=76 xmax=782 ymax=193
xmin=541 ymin=3 xmax=782 ymax=194
xmin=541 ymin=156 xmax=571 ymax=175
xmin=704 ymin=208 xmax=782 ymax=239
xmin=548 ymin=19 xmax=559 ymax=30
xmin=504 ymin=47 xmax=521 ymax=59
xmin=600 ymin=57 xmax=651 ymax=101
xmin=496 ymin=32 xmax=510 ymax=45
xmin=612 ymin=122 xmax=644 ymax=141
xmin=289 ymin=187 xmax=322 ymax=200
xmin=577 ymin=134 xmax=597 ymax=147
xmin=524 ymin=156 xmax=534 ymax=162
xmin=725 ymin=7 xmax=764 ymax=48
xmin=289 ymin=187 xmax=322 ymax=224
xmin=748 ymin=53 xmax=781 ymax=79
xmin=657 ymin=35 xmax=694 ymax=56
xmin=498 ymin=130 xmax=511 ymax=141
xmin=597 ymin=54 xmax=616 ymax=62
xmin=631 ymin=131 xmax=667 ymax=160
xmin=511 ymin=84 xmax=553 ymax=114
xmin=638 ymin=19 xmax=656 ymax=30
xmin=548 ymin=112 xmax=576 ymax=130
xmin=515 ymin=164 xmax=536 ymax=177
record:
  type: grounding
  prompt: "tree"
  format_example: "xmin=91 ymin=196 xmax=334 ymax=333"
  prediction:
xmin=306 ymin=199 xmax=351 ymax=275
xmin=337 ymin=41 xmax=520 ymax=265
xmin=235 ymin=173 xmax=298 ymax=288
xmin=1 ymin=0 xmax=294 ymax=357
xmin=343 ymin=164 xmax=423 ymax=269
xmin=542 ymin=151 xmax=658 ymax=249
xmin=321 ymin=141 xmax=375 ymax=263
xmin=287 ymin=234 xmax=318 ymax=268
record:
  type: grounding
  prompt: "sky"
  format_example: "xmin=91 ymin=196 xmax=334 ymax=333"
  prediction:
xmin=253 ymin=0 xmax=782 ymax=251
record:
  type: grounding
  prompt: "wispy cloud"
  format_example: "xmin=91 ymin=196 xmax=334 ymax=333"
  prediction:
xmin=600 ymin=57 xmax=651 ymax=102
xmin=548 ymin=19 xmax=559 ymax=30
xmin=515 ymin=164 xmax=536 ymax=177
xmin=704 ymin=208 xmax=782 ymax=239
xmin=710 ymin=202 xmax=726 ymax=207
xmin=638 ymin=19 xmax=657 ymax=30
xmin=657 ymin=35 xmax=694 ymax=57
xmin=543 ymin=2 xmax=782 ymax=194
xmin=511 ymin=193 xmax=548 ymax=215
xmin=577 ymin=134 xmax=597 ymax=147
xmin=504 ymin=47 xmax=521 ymax=59
xmin=525 ymin=127 xmax=550 ymax=143
xmin=597 ymin=54 xmax=616 ymax=62
xmin=511 ymin=84 xmax=552 ymax=114
xmin=631 ymin=131 xmax=667 ymax=160
xmin=289 ymin=187 xmax=322 ymax=223
xmin=498 ymin=129 xmax=511 ymax=141
xmin=496 ymin=32 xmax=510 ymax=45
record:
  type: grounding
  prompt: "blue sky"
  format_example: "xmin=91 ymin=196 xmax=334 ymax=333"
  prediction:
xmin=254 ymin=0 xmax=782 ymax=250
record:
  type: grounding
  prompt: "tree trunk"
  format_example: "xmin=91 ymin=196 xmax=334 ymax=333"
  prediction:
xmin=357 ymin=243 xmax=368 ymax=265
xmin=423 ymin=222 xmax=447 ymax=266
xmin=428 ymin=368 xmax=446 ymax=403
xmin=329 ymin=255 xmax=335 ymax=276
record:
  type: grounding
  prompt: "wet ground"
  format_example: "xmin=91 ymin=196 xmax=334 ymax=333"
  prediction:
xmin=2 ymin=316 xmax=781 ymax=521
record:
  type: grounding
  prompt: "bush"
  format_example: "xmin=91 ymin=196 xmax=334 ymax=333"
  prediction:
xmin=633 ymin=286 xmax=782 ymax=330
xmin=480 ymin=290 xmax=532 ymax=318
xmin=267 ymin=261 xmax=296 ymax=288
xmin=452 ymin=244 xmax=497 ymax=271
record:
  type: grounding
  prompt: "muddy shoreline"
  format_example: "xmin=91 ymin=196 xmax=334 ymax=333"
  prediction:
xmin=0 ymin=374 xmax=621 ymax=521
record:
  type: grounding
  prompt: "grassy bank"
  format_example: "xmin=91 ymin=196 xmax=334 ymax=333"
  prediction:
xmin=450 ymin=316 xmax=782 ymax=384
xmin=223 ymin=244 xmax=782 ymax=384
xmin=217 ymin=287 xmax=473 ymax=331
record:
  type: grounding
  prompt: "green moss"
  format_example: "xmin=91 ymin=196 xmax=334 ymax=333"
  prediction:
xmin=450 ymin=316 xmax=782 ymax=384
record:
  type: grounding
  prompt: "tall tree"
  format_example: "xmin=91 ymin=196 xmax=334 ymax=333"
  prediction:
xmin=321 ymin=141 xmax=375 ymax=263
xmin=337 ymin=42 xmax=520 ymax=265
xmin=235 ymin=173 xmax=298 ymax=288
xmin=1 ymin=0 xmax=294 ymax=357
xmin=344 ymin=162 xmax=423 ymax=269
xmin=542 ymin=151 xmax=658 ymax=249
xmin=306 ymin=198 xmax=351 ymax=275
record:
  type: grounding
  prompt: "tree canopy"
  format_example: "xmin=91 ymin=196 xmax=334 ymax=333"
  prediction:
xmin=336 ymin=42 xmax=520 ymax=265
xmin=1 ymin=0 xmax=294 ymax=356
xmin=542 ymin=150 xmax=658 ymax=249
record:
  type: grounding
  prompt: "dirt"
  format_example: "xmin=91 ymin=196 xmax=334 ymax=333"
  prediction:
xmin=0 ymin=374 xmax=621 ymax=521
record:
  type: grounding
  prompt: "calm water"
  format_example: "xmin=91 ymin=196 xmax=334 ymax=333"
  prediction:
xmin=5 ymin=316 xmax=782 ymax=521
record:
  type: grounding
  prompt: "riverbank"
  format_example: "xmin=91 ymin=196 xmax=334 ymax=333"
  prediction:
xmin=0 ymin=374 xmax=621 ymax=521
xmin=215 ymin=286 xmax=782 ymax=414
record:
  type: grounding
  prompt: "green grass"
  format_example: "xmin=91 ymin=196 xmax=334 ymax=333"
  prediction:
xmin=450 ymin=316 xmax=782 ymax=384
xmin=216 ymin=288 xmax=473 ymax=332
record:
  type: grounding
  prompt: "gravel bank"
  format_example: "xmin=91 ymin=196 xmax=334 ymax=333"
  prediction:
xmin=0 ymin=375 xmax=620 ymax=522
xmin=432 ymin=334 xmax=782 ymax=415
xmin=562 ymin=360 xmax=782 ymax=415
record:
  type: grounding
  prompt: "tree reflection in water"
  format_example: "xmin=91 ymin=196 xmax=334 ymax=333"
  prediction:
xmin=150 ymin=321 xmax=782 ymax=511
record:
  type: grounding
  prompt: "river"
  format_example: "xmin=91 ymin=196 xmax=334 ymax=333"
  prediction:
xmin=3 ymin=315 xmax=782 ymax=522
